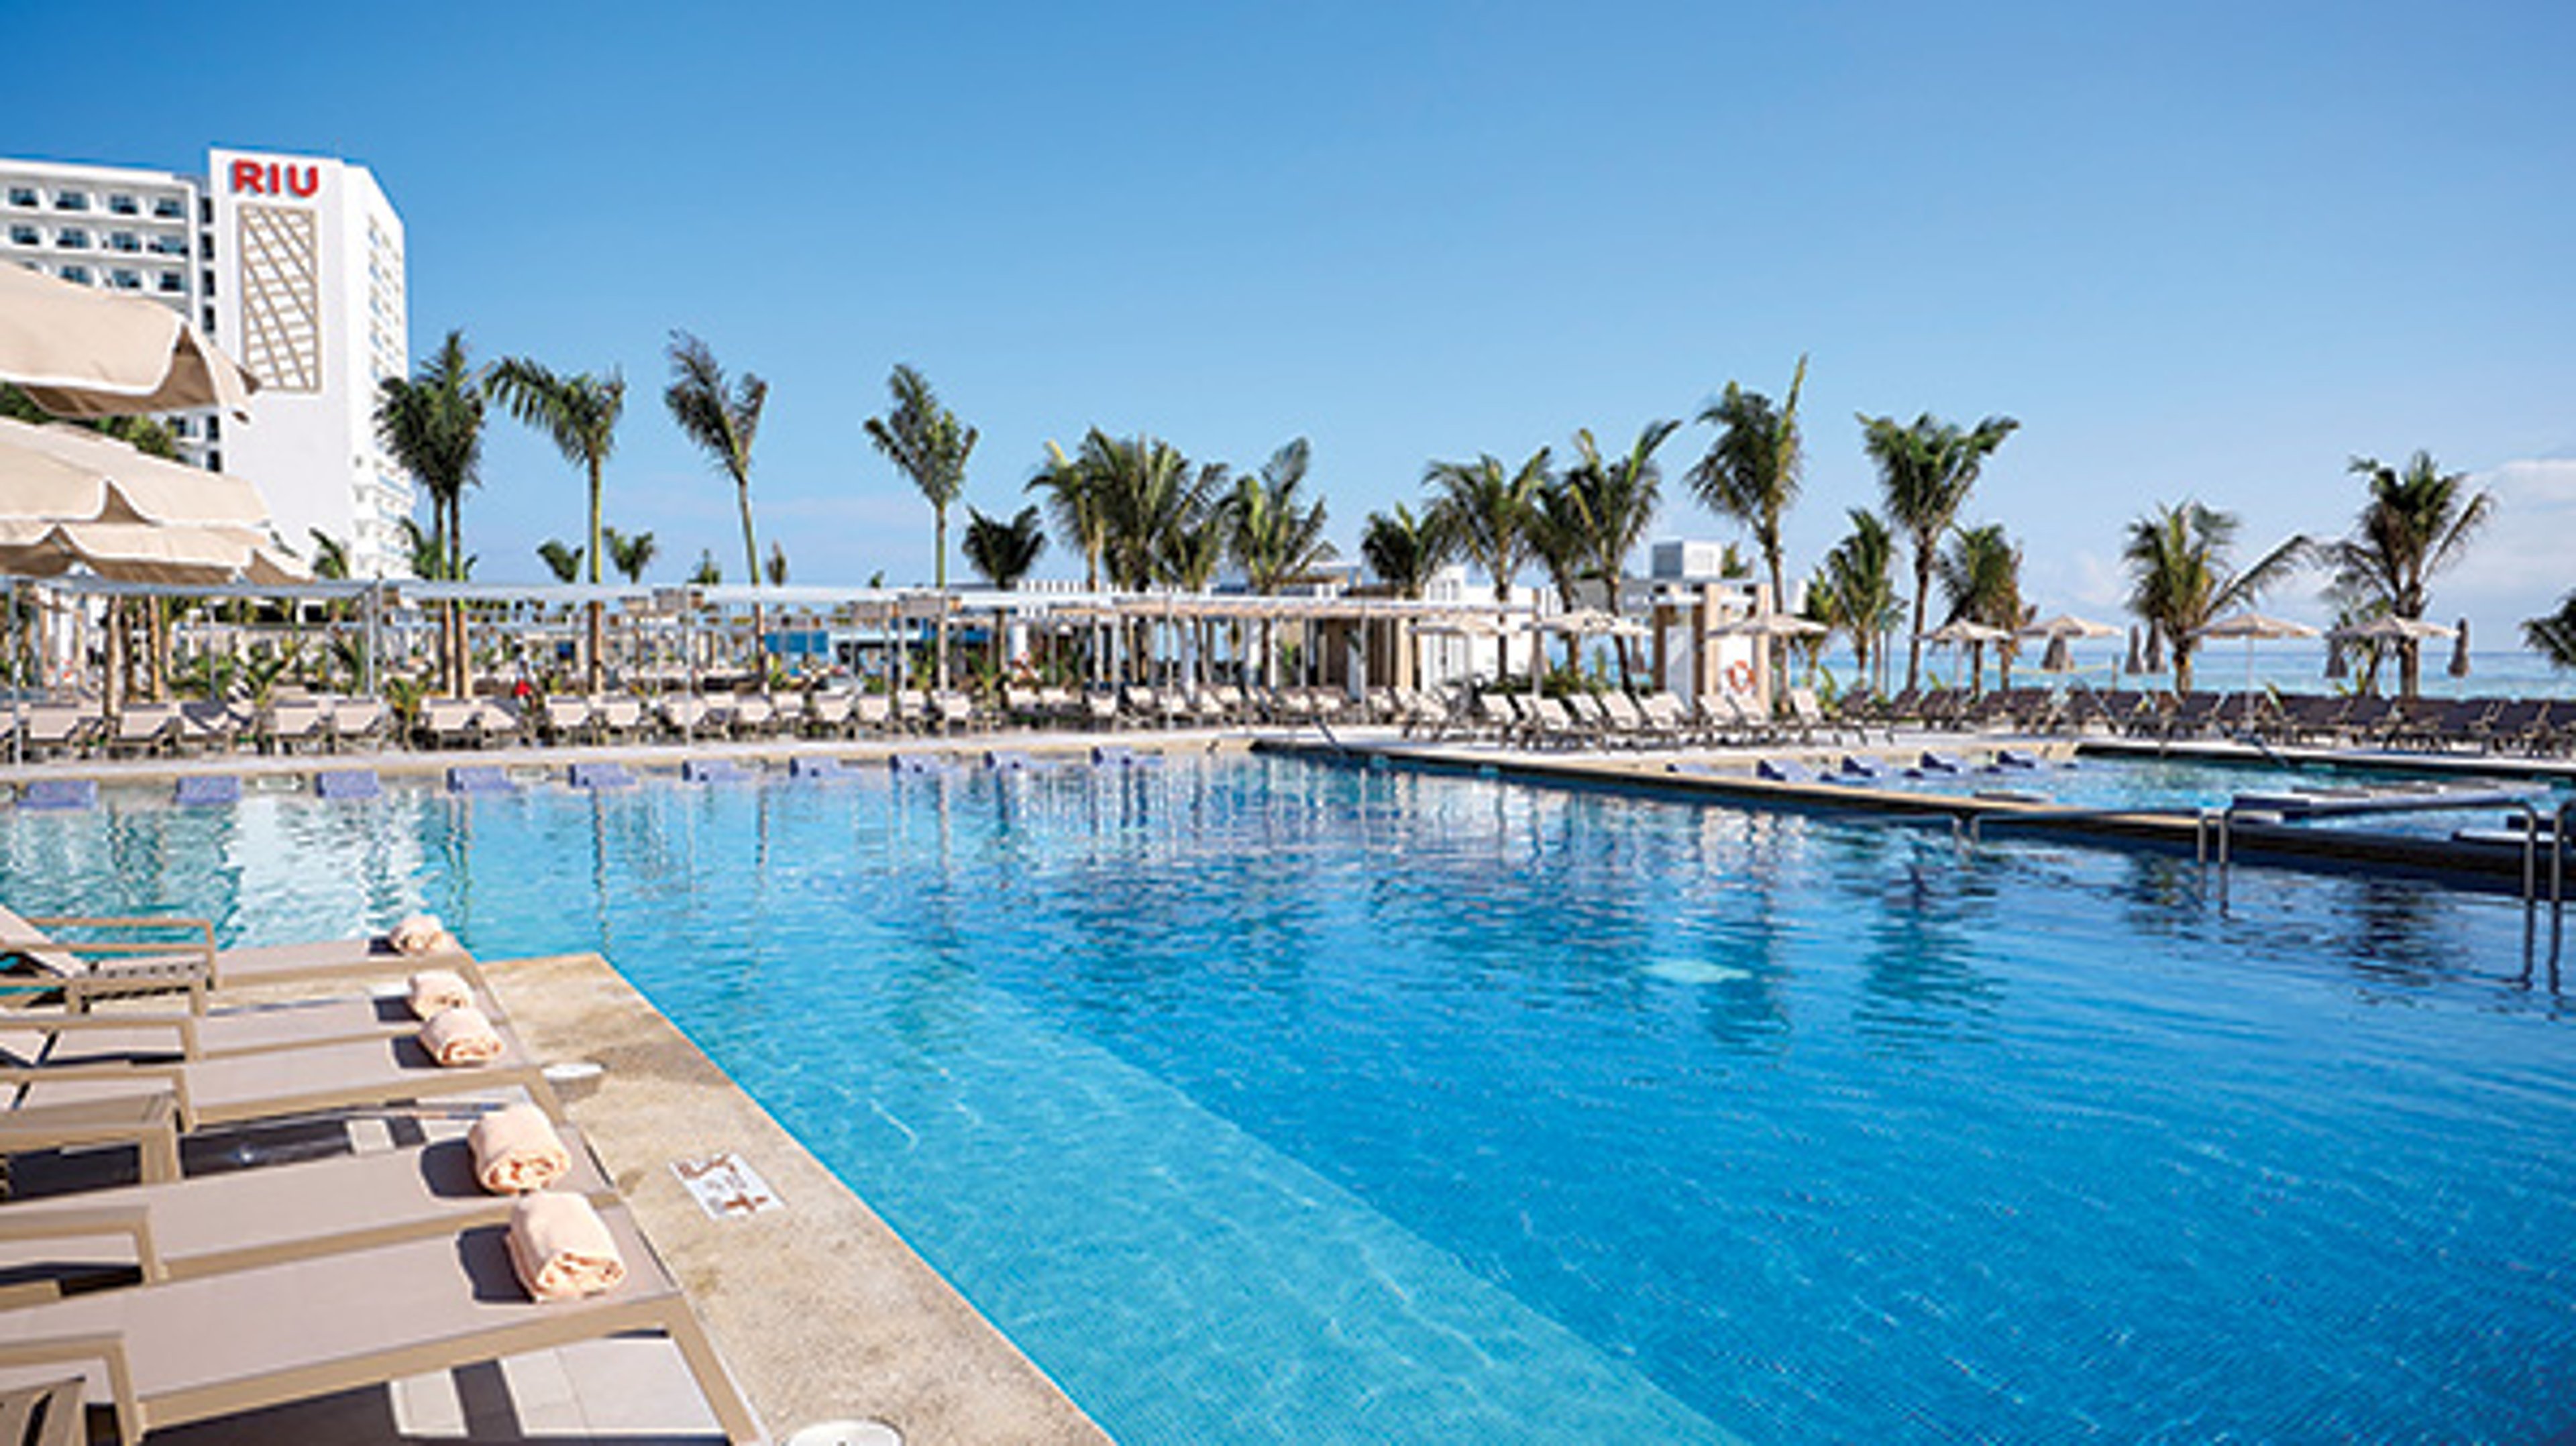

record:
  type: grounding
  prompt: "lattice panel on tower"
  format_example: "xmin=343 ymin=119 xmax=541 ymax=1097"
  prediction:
xmin=235 ymin=205 xmax=321 ymax=392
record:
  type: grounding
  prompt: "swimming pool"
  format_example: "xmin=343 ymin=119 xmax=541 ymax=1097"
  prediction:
xmin=5 ymin=757 xmax=2573 ymax=1442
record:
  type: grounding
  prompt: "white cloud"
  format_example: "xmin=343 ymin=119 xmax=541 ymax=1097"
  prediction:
xmin=2434 ymin=457 xmax=2576 ymax=616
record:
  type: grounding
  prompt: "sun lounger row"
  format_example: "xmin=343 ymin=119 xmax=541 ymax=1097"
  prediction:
xmin=1390 ymin=685 xmax=1862 ymax=751
xmin=0 ymin=905 xmax=762 ymax=1443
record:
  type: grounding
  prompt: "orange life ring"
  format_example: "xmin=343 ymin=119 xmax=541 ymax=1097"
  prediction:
xmin=1723 ymin=659 xmax=1756 ymax=694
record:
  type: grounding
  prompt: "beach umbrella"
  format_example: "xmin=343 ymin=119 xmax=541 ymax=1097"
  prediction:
xmin=1709 ymin=612 xmax=1829 ymax=639
xmin=1916 ymin=619 xmax=2015 ymax=645
xmin=2143 ymin=623 xmax=2165 ymax=675
xmin=2019 ymin=612 xmax=2118 ymax=678
xmin=0 ymin=263 xmax=258 ymax=419
xmin=2123 ymin=626 xmax=2144 ymax=677
xmin=2194 ymin=611 xmax=2320 ymax=724
xmin=2324 ymin=635 xmax=2348 ymax=683
xmin=2450 ymin=617 xmax=2471 ymax=679
xmin=0 ymin=418 xmax=304 ymax=583
xmin=2329 ymin=615 xmax=2457 ymax=696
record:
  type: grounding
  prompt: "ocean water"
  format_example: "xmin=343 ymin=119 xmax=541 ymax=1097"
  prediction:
xmin=4 ymin=758 xmax=2573 ymax=1443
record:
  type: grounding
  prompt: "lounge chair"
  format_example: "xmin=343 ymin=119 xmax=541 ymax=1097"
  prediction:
xmin=257 ymin=697 xmax=329 ymax=755
xmin=105 ymin=703 xmax=182 ymax=759
xmin=3 ymin=1028 xmax=566 ymax=1133
xmin=804 ymin=690 xmax=855 ymax=737
xmin=0 ymin=1121 xmax=613 ymax=1286
xmin=0 ymin=1201 xmax=761 ymax=1445
xmin=323 ymin=697 xmax=387 ymax=753
xmin=15 ymin=704 xmax=101 ymax=760
xmin=1 ymin=909 xmax=486 ymax=1007
xmin=0 ymin=985 xmax=502 ymax=1066
xmin=539 ymin=695 xmax=596 ymax=746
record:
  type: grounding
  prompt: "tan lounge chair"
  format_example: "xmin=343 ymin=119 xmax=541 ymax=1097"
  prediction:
xmin=0 ymin=1202 xmax=761 ymax=1445
xmin=3 ymin=1030 xmax=566 ymax=1133
xmin=0 ymin=985 xmax=502 ymax=1066
xmin=1 ymin=908 xmax=487 ymax=1011
xmin=0 ymin=1122 xmax=612 ymax=1287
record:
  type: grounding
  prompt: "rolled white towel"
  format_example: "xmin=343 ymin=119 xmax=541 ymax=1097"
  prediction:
xmin=407 ymin=968 xmax=472 ymax=1020
xmin=506 ymin=1191 xmax=627 ymax=1301
xmin=468 ymin=1103 xmax=572 ymax=1193
xmin=387 ymin=913 xmax=455 ymax=956
xmin=419 ymin=1005 xmax=504 ymax=1066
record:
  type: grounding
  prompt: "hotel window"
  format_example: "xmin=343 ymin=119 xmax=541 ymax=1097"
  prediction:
xmin=206 ymin=449 xmax=221 ymax=471
xmin=5 ymin=186 xmax=35 ymax=207
xmin=157 ymin=270 xmax=182 ymax=293
xmin=58 ymin=265 xmax=89 ymax=284
xmin=52 ymin=190 xmax=87 ymax=211
xmin=169 ymin=418 xmax=193 ymax=438
xmin=205 ymin=416 xmax=221 ymax=441
xmin=199 ymin=233 xmax=213 ymax=260
xmin=149 ymin=234 xmax=186 ymax=256
xmin=153 ymin=196 xmax=184 ymax=219
xmin=7 ymin=225 xmax=35 ymax=245
xmin=201 ymin=269 xmax=213 ymax=297
xmin=201 ymin=305 xmax=215 ymax=330
xmin=108 ymin=231 xmax=140 ymax=252
xmin=107 ymin=194 xmax=138 ymax=216
xmin=54 ymin=228 xmax=87 ymax=249
xmin=109 ymin=269 xmax=141 ymax=290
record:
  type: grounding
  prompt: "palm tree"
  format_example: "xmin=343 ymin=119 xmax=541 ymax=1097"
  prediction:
xmin=2120 ymin=501 xmax=2308 ymax=693
xmin=688 ymin=551 xmax=722 ymax=586
xmin=1859 ymin=410 xmax=2020 ymax=693
xmin=1228 ymin=438 xmax=1334 ymax=689
xmin=537 ymin=540 xmax=583 ymax=583
xmin=603 ymin=525 xmax=657 ymax=585
xmin=1423 ymin=449 xmax=1552 ymax=680
xmin=864 ymin=364 xmax=977 ymax=690
xmin=1935 ymin=522 xmax=2026 ymax=693
xmin=305 ymin=531 xmax=350 ymax=581
xmin=1359 ymin=504 xmax=1452 ymax=599
xmin=2524 ymin=591 xmax=2576 ymax=671
xmin=663 ymin=331 xmax=769 ymax=663
xmin=488 ymin=358 xmax=623 ymax=690
xmin=864 ymin=364 xmax=977 ymax=588
xmin=1028 ymin=440 xmax=1106 ymax=590
xmin=1082 ymin=431 xmax=1220 ymax=591
xmin=963 ymin=506 xmax=1048 ymax=590
xmin=1558 ymin=421 xmax=1676 ymax=683
xmin=1819 ymin=509 xmax=1899 ymax=697
xmin=1690 ymin=355 xmax=1807 ymax=611
xmin=374 ymin=330 xmax=486 ymax=691
xmin=765 ymin=543 xmax=788 ymax=587
xmin=2318 ymin=451 xmax=2495 ymax=698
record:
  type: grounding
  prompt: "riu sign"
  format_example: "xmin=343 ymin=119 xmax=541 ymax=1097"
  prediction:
xmin=229 ymin=160 xmax=319 ymax=199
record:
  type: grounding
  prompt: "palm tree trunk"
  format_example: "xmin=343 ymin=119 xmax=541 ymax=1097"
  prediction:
xmin=736 ymin=481 xmax=765 ymax=688
xmin=585 ymin=458 xmax=605 ymax=693
xmin=1905 ymin=552 xmax=1932 ymax=693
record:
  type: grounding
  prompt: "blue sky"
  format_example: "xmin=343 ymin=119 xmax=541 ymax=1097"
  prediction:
xmin=12 ymin=0 xmax=2573 ymax=638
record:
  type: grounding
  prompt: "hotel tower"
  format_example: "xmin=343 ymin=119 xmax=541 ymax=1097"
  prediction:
xmin=1 ymin=147 xmax=414 ymax=577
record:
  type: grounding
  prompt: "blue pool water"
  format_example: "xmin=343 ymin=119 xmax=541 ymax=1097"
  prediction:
xmin=5 ymin=757 xmax=2575 ymax=1442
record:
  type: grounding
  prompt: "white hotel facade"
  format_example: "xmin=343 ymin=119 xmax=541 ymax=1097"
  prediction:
xmin=0 ymin=147 xmax=414 ymax=577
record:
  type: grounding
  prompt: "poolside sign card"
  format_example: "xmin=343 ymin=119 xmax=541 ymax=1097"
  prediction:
xmin=672 ymin=1151 xmax=782 ymax=1221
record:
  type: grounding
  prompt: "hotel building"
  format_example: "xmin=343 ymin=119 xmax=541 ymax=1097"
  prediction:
xmin=1 ymin=148 xmax=414 ymax=577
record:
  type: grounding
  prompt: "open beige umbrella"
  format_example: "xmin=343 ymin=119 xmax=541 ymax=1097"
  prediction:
xmin=2194 ymin=611 xmax=2320 ymax=723
xmin=1709 ymin=612 xmax=1828 ymax=638
xmin=0 ymin=417 xmax=305 ymax=583
xmin=0 ymin=263 xmax=259 ymax=419
xmin=2018 ymin=612 xmax=2120 ymax=673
